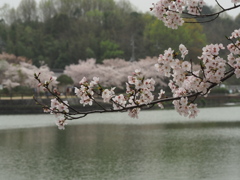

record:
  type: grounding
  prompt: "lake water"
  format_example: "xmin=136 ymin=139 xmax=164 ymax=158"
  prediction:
xmin=0 ymin=107 xmax=240 ymax=180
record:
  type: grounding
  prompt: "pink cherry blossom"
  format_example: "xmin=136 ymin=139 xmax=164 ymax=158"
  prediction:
xmin=112 ymin=94 xmax=127 ymax=110
xmin=55 ymin=115 xmax=67 ymax=130
xmin=128 ymin=108 xmax=141 ymax=118
xmin=173 ymin=97 xmax=199 ymax=118
xmin=102 ymin=87 xmax=115 ymax=103
xmin=179 ymin=44 xmax=188 ymax=59
xmin=152 ymin=0 xmax=205 ymax=29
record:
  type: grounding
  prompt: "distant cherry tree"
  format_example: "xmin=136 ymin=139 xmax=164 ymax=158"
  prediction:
xmin=64 ymin=57 xmax=165 ymax=88
xmin=0 ymin=53 xmax=56 ymax=90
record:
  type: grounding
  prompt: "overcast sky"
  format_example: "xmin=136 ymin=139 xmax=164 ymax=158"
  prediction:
xmin=0 ymin=0 xmax=239 ymax=17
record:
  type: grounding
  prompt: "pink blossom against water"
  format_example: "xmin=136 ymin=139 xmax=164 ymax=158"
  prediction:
xmin=158 ymin=103 xmax=164 ymax=109
xmin=55 ymin=117 xmax=67 ymax=130
xmin=188 ymin=103 xmax=200 ymax=118
xmin=128 ymin=108 xmax=141 ymax=118
xmin=173 ymin=97 xmax=199 ymax=118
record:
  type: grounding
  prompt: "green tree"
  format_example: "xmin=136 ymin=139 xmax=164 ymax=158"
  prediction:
xmin=100 ymin=40 xmax=124 ymax=62
xmin=57 ymin=74 xmax=74 ymax=86
xmin=143 ymin=14 xmax=206 ymax=61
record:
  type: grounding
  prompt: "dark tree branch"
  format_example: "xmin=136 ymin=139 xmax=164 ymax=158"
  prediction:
xmin=183 ymin=4 xmax=240 ymax=18
xmin=215 ymin=0 xmax=224 ymax=10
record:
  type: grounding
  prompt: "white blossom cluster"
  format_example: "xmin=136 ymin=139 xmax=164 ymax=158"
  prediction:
xmin=73 ymin=69 xmax=163 ymax=119
xmin=198 ymin=44 xmax=226 ymax=83
xmin=227 ymin=29 xmax=240 ymax=78
xmin=127 ymin=69 xmax=155 ymax=105
xmin=49 ymin=99 xmax=69 ymax=130
xmin=75 ymin=77 xmax=100 ymax=106
xmin=152 ymin=0 xmax=205 ymax=29
xmin=154 ymin=38 xmax=240 ymax=118
xmin=173 ymin=97 xmax=199 ymax=118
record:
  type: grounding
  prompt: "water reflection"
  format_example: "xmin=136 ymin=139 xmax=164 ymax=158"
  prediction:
xmin=1 ymin=121 xmax=240 ymax=180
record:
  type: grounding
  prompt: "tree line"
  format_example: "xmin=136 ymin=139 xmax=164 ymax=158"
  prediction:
xmin=0 ymin=0 xmax=239 ymax=69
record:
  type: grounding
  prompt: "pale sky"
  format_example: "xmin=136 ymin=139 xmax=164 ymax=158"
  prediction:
xmin=0 ymin=0 xmax=239 ymax=17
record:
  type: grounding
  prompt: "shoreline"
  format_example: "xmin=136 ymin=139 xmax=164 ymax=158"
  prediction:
xmin=0 ymin=95 xmax=239 ymax=115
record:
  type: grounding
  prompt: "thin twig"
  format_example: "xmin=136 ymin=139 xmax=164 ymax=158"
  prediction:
xmin=215 ymin=0 xmax=225 ymax=10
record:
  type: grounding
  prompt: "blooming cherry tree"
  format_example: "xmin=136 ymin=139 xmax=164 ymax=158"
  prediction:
xmin=0 ymin=57 xmax=56 ymax=91
xmin=34 ymin=0 xmax=240 ymax=129
xmin=64 ymin=57 xmax=165 ymax=88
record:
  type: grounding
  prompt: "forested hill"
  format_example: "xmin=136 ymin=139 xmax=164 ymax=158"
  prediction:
xmin=0 ymin=0 xmax=239 ymax=69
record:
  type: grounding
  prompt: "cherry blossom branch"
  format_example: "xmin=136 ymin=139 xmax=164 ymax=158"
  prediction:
xmin=152 ymin=0 xmax=240 ymax=29
xmin=34 ymin=67 xmax=233 ymax=120
xmin=34 ymin=73 xmax=81 ymax=114
xmin=34 ymin=81 xmax=199 ymax=116
xmin=33 ymin=2 xmax=240 ymax=129
xmin=184 ymin=14 xmax=220 ymax=24
xmin=183 ymin=4 xmax=240 ymax=19
xmin=34 ymin=36 xmax=240 ymax=129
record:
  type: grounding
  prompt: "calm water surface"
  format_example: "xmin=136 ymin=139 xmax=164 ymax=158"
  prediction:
xmin=0 ymin=107 xmax=240 ymax=180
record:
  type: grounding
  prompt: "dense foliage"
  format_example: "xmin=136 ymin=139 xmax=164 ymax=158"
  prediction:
xmin=0 ymin=0 xmax=222 ymax=69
